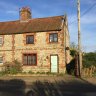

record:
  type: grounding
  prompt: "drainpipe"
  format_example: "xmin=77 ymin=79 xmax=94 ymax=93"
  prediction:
xmin=62 ymin=15 xmax=66 ymax=73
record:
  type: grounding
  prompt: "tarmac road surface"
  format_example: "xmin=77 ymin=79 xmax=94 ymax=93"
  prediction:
xmin=0 ymin=75 xmax=96 ymax=96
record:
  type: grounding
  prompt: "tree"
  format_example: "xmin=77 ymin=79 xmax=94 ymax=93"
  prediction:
xmin=70 ymin=42 xmax=78 ymax=57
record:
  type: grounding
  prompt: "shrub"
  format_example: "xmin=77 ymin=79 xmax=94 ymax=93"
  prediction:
xmin=45 ymin=72 xmax=51 ymax=74
xmin=28 ymin=70 xmax=34 ymax=74
xmin=70 ymin=42 xmax=78 ymax=57
xmin=70 ymin=50 xmax=77 ymax=57
xmin=0 ymin=71 xmax=6 ymax=76
xmin=3 ymin=60 xmax=22 ymax=74
xmin=83 ymin=52 xmax=96 ymax=68
xmin=22 ymin=71 xmax=27 ymax=74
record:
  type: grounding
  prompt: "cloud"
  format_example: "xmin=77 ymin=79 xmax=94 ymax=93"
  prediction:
xmin=0 ymin=1 xmax=18 ymax=9
xmin=68 ymin=11 xmax=96 ymax=52
xmin=6 ymin=10 xmax=18 ymax=15
xmin=0 ymin=1 xmax=19 ymax=15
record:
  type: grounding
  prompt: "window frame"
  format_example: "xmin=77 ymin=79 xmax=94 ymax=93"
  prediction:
xmin=49 ymin=33 xmax=58 ymax=43
xmin=26 ymin=35 xmax=34 ymax=44
xmin=23 ymin=53 xmax=37 ymax=66
xmin=0 ymin=36 xmax=3 ymax=46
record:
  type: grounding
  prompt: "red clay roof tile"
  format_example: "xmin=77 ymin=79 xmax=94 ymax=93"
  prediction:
xmin=0 ymin=16 xmax=64 ymax=35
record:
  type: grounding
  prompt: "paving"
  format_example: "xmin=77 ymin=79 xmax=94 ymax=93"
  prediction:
xmin=0 ymin=75 xmax=96 ymax=96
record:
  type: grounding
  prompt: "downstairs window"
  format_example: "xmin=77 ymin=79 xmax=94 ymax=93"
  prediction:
xmin=23 ymin=54 xmax=37 ymax=65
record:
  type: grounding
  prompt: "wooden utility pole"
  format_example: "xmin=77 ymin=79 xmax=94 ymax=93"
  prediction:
xmin=77 ymin=0 xmax=82 ymax=76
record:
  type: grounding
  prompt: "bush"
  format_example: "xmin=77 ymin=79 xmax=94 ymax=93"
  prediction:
xmin=83 ymin=52 xmax=96 ymax=68
xmin=28 ymin=70 xmax=34 ymax=74
xmin=0 ymin=71 xmax=6 ymax=76
xmin=3 ymin=60 xmax=22 ymax=74
xmin=70 ymin=50 xmax=77 ymax=57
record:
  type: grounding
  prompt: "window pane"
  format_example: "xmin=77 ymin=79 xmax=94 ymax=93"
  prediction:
xmin=24 ymin=55 xmax=27 ymax=64
xmin=29 ymin=55 xmax=32 ymax=65
xmin=29 ymin=36 xmax=34 ymax=43
xmin=32 ymin=55 xmax=36 ymax=64
xmin=49 ymin=34 xmax=53 ymax=42
xmin=27 ymin=56 xmax=30 ymax=65
xmin=54 ymin=34 xmax=58 ymax=42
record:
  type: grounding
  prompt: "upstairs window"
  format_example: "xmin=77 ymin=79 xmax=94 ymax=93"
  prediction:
xmin=26 ymin=35 xmax=34 ymax=44
xmin=0 ymin=36 xmax=3 ymax=46
xmin=23 ymin=54 xmax=37 ymax=66
xmin=49 ymin=33 xmax=58 ymax=43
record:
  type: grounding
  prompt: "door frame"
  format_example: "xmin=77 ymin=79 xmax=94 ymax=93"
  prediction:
xmin=50 ymin=54 xmax=59 ymax=73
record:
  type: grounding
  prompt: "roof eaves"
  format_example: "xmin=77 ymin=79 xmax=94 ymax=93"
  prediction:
xmin=0 ymin=29 xmax=62 ymax=35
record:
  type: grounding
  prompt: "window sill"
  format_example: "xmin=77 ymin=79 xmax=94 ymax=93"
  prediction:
xmin=49 ymin=42 xmax=58 ymax=44
xmin=24 ymin=43 xmax=35 ymax=46
xmin=23 ymin=64 xmax=37 ymax=66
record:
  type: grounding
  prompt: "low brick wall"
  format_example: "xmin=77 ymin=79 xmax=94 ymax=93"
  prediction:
xmin=82 ymin=65 xmax=96 ymax=77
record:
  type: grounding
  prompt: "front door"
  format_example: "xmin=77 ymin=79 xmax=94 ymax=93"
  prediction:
xmin=51 ymin=55 xmax=58 ymax=73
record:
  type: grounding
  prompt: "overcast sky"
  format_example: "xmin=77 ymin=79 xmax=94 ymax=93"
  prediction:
xmin=0 ymin=0 xmax=96 ymax=52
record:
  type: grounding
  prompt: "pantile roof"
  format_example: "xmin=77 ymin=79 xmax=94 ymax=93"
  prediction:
xmin=0 ymin=16 xmax=64 ymax=35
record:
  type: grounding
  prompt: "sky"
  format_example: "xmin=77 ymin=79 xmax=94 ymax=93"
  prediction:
xmin=0 ymin=0 xmax=96 ymax=52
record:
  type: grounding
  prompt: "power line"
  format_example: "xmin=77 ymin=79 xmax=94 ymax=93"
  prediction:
xmin=81 ymin=2 xmax=96 ymax=17
xmin=69 ymin=2 xmax=96 ymax=25
xmin=68 ymin=0 xmax=77 ymax=24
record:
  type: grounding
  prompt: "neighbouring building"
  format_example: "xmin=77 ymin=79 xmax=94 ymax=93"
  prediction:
xmin=0 ymin=7 xmax=70 ymax=73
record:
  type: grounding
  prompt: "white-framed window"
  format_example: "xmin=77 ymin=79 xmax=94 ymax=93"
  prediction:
xmin=0 ymin=56 xmax=3 ymax=64
xmin=49 ymin=33 xmax=58 ymax=43
xmin=0 ymin=36 xmax=3 ymax=46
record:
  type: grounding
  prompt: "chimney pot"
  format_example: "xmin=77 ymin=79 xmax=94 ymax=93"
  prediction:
xmin=20 ymin=7 xmax=32 ymax=22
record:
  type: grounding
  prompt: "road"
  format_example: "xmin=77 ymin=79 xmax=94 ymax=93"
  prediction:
xmin=0 ymin=75 xmax=96 ymax=96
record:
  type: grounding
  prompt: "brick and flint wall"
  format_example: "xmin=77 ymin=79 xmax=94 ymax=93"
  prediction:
xmin=0 ymin=29 xmax=70 ymax=73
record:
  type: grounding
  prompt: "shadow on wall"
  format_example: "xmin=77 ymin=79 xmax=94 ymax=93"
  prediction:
xmin=66 ymin=58 xmax=75 ymax=75
xmin=26 ymin=79 xmax=96 ymax=96
xmin=0 ymin=79 xmax=26 ymax=96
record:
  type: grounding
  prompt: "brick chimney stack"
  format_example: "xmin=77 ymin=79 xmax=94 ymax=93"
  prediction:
xmin=20 ymin=7 xmax=31 ymax=22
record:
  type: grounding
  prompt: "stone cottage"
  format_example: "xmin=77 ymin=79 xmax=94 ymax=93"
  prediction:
xmin=0 ymin=7 xmax=70 ymax=73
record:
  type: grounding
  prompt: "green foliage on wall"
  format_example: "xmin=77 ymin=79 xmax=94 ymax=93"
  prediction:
xmin=70 ymin=42 xmax=77 ymax=57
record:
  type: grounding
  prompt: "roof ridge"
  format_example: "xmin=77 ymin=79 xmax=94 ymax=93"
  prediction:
xmin=30 ymin=15 xmax=64 ymax=20
xmin=0 ymin=15 xmax=64 ymax=23
xmin=37 ymin=15 xmax=63 ymax=18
